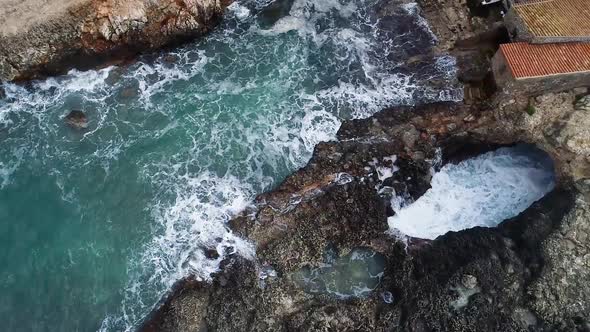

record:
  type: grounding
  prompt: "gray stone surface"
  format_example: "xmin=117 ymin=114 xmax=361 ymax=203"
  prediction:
xmin=528 ymin=182 xmax=590 ymax=327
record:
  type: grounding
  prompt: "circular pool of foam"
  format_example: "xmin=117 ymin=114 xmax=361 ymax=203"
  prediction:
xmin=388 ymin=144 xmax=556 ymax=240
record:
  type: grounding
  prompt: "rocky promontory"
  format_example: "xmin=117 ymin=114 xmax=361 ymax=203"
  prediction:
xmin=0 ymin=0 xmax=230 ymax=81
xmin=140 ymin=0 xmax=590 ymax=331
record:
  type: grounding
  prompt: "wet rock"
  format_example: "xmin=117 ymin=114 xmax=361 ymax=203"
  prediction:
xmin=139 ymin=278 xmax=211 ymax=332
xmin=204 ymin=248 xmax=220 ymax=260
xmin=257 ymin=0 xmax=296 ymax=29
xmin=461 ymin=274 xmax=478 ymax=290
xmin=64 ymin=110 xmax=89 ymax=129
xmin=162 ymin=54 xmax=180 ymax=64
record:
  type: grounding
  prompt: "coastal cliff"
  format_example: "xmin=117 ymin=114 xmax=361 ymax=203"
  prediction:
xmin=0 ymin=0 xmax=230 ymax=81
xmin=140 ymin=0 xmax=590 ymax=331
xmin=141 ymin=93 xmax=590 ymax=332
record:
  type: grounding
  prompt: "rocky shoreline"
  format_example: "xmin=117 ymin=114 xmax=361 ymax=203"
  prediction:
xmin=139 ymin=0 xmax=590 ymax=331
xmin=141 ymin=96 xmax=590 ymax=331
xmin=0 ymin=0 xmax=231 ymax=81
xmin=2 ymin=0 xmax=589 ymax=330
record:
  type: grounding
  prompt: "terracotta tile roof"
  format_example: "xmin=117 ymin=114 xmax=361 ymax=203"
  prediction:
xmin=499 ymin=42 xmax=590 ymax=78
xmin=514 ymin=0 xmax=590 ymax=38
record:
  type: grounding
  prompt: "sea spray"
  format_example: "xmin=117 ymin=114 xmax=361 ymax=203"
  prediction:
xmin=388 ymin=145 xmax=556 ymax=240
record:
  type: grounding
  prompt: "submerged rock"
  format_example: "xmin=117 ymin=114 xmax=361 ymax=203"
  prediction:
xmin=0 ymin=0 xmax=231 ymax=81
xmin=65 ymin=110 xmax=89 ymax=129
xmin=292 ymin=247 xmax=386 ymax=298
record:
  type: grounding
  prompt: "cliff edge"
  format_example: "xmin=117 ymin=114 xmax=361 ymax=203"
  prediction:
xmin=0 ymin=0 xmax=230 ymax=81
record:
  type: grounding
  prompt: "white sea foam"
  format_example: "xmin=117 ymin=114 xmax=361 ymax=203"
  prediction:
xmin=388 ymin=145 xmax=556 ymax=240
xmin=0 ymin=1 xmax=465 ymax=331
xmin=402 ymin=2 xmax=437 ymax=42
xmin=228 ymin=2 xmax=252 ymax=21
xmin=260 ymin=0 xmax=357 ymax=38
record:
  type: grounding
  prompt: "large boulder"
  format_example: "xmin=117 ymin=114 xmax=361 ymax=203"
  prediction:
xmin=0 ymin=0 xmax=231 ymax=81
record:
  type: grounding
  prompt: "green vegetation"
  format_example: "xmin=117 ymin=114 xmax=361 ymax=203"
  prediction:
xmin=526 ymin=104 xmax=536 ymax=116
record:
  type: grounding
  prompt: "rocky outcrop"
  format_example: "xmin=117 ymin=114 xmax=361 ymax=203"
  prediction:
xmin=141 ymin=94 xmax=590 ymax=331
xmin=140 ymin=0 xmax=590 ymax=331
xmin=528 ymin=182 xmax=590 ymax=328
xmin=491 ymin=88 xmax=590 ymax=182
xmin=0 ymin=0 xmax=230 ymax=81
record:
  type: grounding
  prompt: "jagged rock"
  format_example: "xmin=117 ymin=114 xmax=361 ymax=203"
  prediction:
xmin=528 ymin=181 xmax=590 ymax=328
xmin=64 ymin=110 xmax=89 ymax=129
xmin=140 ymin=278 xmax=211 ymax=332
xmin=461 ymin=274 xmax=478 ymax=289
xmin=0 ymin=0 xmax=231 ymax=81
xmin=204 ymin=248 xmax=220 ymax=260
xmin=142 ymin=99 xmax=586 ymax=331
xmin=494 ymin=91 xmax=590 ymax=181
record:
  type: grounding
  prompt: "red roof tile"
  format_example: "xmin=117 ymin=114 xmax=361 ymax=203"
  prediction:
xmin=499 ymin=42 xmax=590 ymax=78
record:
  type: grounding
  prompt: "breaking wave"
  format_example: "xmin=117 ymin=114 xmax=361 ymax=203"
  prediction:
xmin=388 ymin=145 xmax=556 ymax=240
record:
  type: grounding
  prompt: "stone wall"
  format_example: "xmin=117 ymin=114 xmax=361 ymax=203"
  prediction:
xmin=503 ymin=72 xmax=590 ymax=96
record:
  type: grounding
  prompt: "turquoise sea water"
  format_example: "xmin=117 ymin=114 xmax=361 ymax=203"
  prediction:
xmin=0 ymin=0 xmax=462 ymax=330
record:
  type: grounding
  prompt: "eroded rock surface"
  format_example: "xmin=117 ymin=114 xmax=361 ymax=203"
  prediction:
xmin=528 ymin=182 xmax=590 ymax=328
xmin=137 ymin=0 xmax=590 ymax=330
xmin=0 ymin=0 xmax=230 ymax=81
xmin=141 ymin=97 xmax=589 ymax=331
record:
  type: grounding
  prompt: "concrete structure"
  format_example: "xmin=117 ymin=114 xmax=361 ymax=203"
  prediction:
xmin=504 ymin=0 xmax=590 ymax=43
xmin=492 ymin=42 xmax=590 ymax=95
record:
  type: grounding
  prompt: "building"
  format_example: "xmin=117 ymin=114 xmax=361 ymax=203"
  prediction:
xmin=491 ymin=0 xmax=590 ymax=95
xmin=492 ymin=42 xmax=590 ymax=94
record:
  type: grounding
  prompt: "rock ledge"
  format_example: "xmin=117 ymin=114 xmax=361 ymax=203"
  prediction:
xmin=0 ymin=0 xmax=231 ymax=81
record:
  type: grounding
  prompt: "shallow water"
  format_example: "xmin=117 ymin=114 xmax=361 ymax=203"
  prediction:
xmin=0 ymin=0 xmax=461 ymax=330
xmin=293 ymin=247 xmax=386 ymax=298
xmin=389 ymin=145 xmax=556 ymax=240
